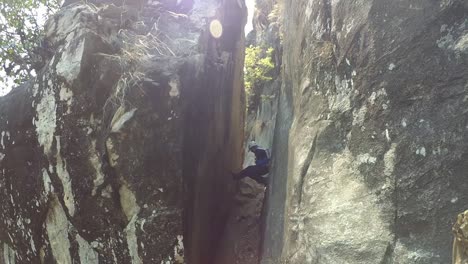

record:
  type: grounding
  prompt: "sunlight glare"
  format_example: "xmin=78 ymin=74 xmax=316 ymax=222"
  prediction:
xmin=209 ymin=19 xmax=223 ymax=39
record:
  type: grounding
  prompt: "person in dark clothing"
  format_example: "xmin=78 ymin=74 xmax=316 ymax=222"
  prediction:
xmin=233 ymin=141 xmax=270 ymax=185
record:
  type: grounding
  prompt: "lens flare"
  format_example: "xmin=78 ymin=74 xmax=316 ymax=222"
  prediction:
xmin=209 ymin=20 xmax=223 ymax=39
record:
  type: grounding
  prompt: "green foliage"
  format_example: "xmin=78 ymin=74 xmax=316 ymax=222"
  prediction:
xmin=268 ymin=3 xmax=280 ymax=22
xmin=244 ymin=45 xmax=274 ymax=110
xmin=0 ymin=0 xmax=61 ymax=85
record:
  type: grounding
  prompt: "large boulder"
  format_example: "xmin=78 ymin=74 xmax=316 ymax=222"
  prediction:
xmin=262 ymin=0 xmax=468 ymax=263
xmin=0 ymin=1 xmax=246 ymax=263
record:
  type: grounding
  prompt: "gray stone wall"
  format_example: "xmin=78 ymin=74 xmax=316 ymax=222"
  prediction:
xmin=262 ymin=0 xmax=468 ymax=263
xmin=0 ymin=1 xmax=246 ymax=263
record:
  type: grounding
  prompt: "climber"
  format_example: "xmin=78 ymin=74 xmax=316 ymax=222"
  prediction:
xmin=232 ymin=141 xmax=270 ymax=185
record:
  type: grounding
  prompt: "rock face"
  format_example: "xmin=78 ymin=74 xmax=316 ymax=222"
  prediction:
xmin=0 ymin=1 xmax=245 ymax=263
xmin=2 ymin=0 xmax=468 ymax=263
xmin=261 ymin=0 xmax=468 ymax=263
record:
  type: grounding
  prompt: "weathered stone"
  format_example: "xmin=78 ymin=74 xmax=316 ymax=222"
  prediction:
xmin=261 ymin=0 xmax=468 ymax=263
xmin=0 ymin=0 xmax=245 ymax=263
xmin=5 ymin=0 xmax=466 ymax=263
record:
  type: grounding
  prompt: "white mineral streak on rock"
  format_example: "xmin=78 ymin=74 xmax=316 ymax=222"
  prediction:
xmin=3 ymin=243 xmax=16 ymax=264
xmin=384 ymin=143 xmax=397 ymax=177
xmin=392 ymin=241 xmax=436 ymax=263
xmin=29 ymin=237 xmax=37 ymax=254
xmin=174 ymin=235 xmax=184 ymax=263
xmin=59 ymin=86 xmax=73 ymax=114
xmin=106 ymin=138 xmax=119 ymax=167
xmin=416 ymin=147 xmax=426 ymax=157
xmin=455 ymin=34 xmax=468 ymax=52
xmin=35 ymin=84 xmax=57 ymax=155
xmin=140 ymin=219 xmax=146 ymax=233
xmin=110 ymin=107 xmax=137 ymax=133
xmin=76 ymin=235 xmax=99 ymax=264
xmin=55 ymin=136 xmax=76 ymax=216
xmin=45 ymin=4 xmax=93 ymax=41
xmin=357 ymin=153 xmax=377 ymax=164
xmin=32 ymin=84 xmax=39 ymax=97
xmin=56 ymin=38 xmax=86 ymax=84
xmin=41 ymin=171 xmax=50 ymax=196
xmin=329 ymin=75 xmax=352 ymax=112
xmin=45 ymin=197 xmax=72 ymax=264
xmin=402 ymin=118 xmax=408 ymax=128
xmin=125 ymin=216 xmax=142 ymax=264
xmin=169 ymin=77 xmax=180 ymax=97
xmin=352 ymin=105 xmax=367 ymax=126
xmin=1 ymin=131 xmax=5 ymax=149
xmin=90 ymin=140 xmax=105 ymax=196
xmin=120 ymin=183 xmax=142 ymax=264
xmin=120 ymin=183 xmax=140 ymax=221
xmin=385 ymin=129 xmax=391 ymax=142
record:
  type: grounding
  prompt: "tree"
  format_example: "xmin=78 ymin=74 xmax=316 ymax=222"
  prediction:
xmin=0 ymin=0 xmax=61 ymax=88
xmin=244 ymin=45 xmax=274 ymax=111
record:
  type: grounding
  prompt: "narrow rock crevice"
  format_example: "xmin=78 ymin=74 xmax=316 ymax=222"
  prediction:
xmin=297 ymin=133 xmax=317 ymax=206
xmin=381 ymin=243 xmax=395 ymax=264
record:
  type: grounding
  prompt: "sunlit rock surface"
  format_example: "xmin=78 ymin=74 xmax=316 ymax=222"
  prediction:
xmin=261 ymin=0 xmax=468 ymax=263
xmin=0 ymin=0 xmax=245 ymax=263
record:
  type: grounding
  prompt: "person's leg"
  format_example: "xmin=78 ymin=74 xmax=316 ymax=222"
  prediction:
xmin=249 ymin=166 xmax=269 ymax=185
xmin=234 ymin=165 xmax=258 ymax=180
xmin=235 ymin=165 xmax=269 ymax=182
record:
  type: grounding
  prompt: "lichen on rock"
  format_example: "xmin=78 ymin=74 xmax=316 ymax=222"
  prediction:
xmin=0 ymin=0 xmax=246 ymax=263
xmin=259 ymin=0 xmax=468 ymax=263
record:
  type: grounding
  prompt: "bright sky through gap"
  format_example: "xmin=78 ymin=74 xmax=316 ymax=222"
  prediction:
xmin=245 ymin=0 xmax=255 ymax=34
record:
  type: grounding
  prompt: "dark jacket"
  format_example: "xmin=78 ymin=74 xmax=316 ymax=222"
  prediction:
xmin=253 ymin=148 xmax=270 ymax=166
